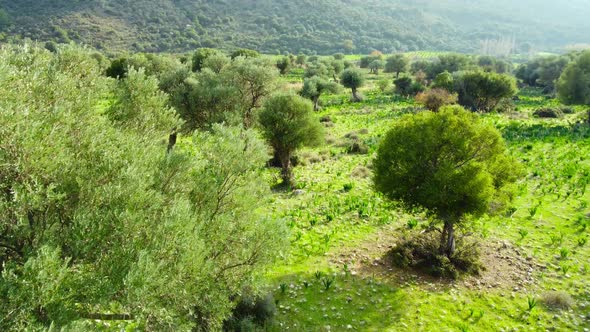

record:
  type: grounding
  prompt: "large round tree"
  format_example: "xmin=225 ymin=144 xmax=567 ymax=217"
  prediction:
xmin=259 ymin=94 xmax=323 ymax=186
xmin=374 ymin=106 xmax=520 ymax=257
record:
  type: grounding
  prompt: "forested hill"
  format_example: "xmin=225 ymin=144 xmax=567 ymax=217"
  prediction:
xmin=0 ymin=0 xmax=589 ymax=55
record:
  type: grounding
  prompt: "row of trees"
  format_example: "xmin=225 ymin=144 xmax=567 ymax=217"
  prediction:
xmin=516 ymin=50 xmax=590 ymax=119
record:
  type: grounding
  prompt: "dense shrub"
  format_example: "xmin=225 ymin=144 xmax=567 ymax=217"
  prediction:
xmin=360 ymin=52 xmax=382 ymax=68
xmin=231 ymin=48 xmax=260 ymax=59
xmin=223 ymin=292 xmax=276 ymax=331
xmin=276 ymin=56 xmax=292 ymax=75
xmin=333 ymin=53 xmax=345 ymax=60
xmin=454 ymin=71 xmax=518 ymax=112
xmin=377 ymin=79 xmax=392 ymax=92
xmin=0 ymin=44 xmax=287 ymax=330
xmin=533 ymin=107 xmax=563 ymax=118
xmin=202 ymin=53 xmax=231 ymax=73
xmin=415 ymin=88 xmax=458 ymax=112
xmin=516 ymin=54 xmax=572 ymax=92
xmin=426 ymin=53 xmax=473 ymax=79
xmin=388 ymin=232 xmax=483 ymax=279
xmin=432 ymin=71 xmax=454 ymax=91
xmin=191 ymin=47 xmax=221 ymax=72
xmin=557 ymin=50 xmax=590 ymax=105
xmin=106 ymin=57 xmax=129 ymax=78
xmin=394 ymin=77 xmax=425 ymax=97
xmin=369 ymin=59 xmax=385 ymax=75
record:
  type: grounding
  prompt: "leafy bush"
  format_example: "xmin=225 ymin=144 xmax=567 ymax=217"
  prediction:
xmin=377 ymin=79 xmax=392 ymax=92
xmin=202 ymin=53 xmax=231 ymax=73
xmin=388 ymin=232 xmax=482 ymax=279
xmin=557 ymin=50 xmax=590 ymax=105
xmin=454 ymin=71 xmax=518 ymax=112
xmin=192 ymin=47 xmax=221 ymax=72
xmin=415 ymin=88 xmax=458 ymax=112
xmin=106 ymin=57 xmax=129 ymax=78
xmin=369 ymin=59 xmax=385 ymax=75
xmin=223 ymin=292 xmax=276 ymax=331
xmin=533 ymin=107 xmax=563 ymax=118
xmin=394 ymin=77 xmax=424 ymax=97
xmin=231 ymin=48 xmax=260 ymax=59
xmin=432 ymin=71 xmax=454 ymax=91
xmin=276 ymin=57 xmax=292 ymax=75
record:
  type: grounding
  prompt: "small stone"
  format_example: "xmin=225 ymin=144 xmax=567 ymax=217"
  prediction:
xmin=293 ymin=189 xmax=306 ymax=196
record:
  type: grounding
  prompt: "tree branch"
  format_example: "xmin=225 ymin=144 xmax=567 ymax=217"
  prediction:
xmin=80 ymin=313 xmax=135 ymax=321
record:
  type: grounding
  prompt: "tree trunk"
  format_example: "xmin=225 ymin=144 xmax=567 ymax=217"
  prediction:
xmin=587 ymin=109 xmax=590 ymax=125
xmin=279 ymin=152 xmax=293 ymax=187
xmin=313 ymin=96 xmax=320 ymax=112
xmin=440 ymin=220 xmax=456 ymax=257
xmin=396 ymin=71 xmax=400 ymax=78
xmin=167 ymin=132 xmax=177 ymax=154
xmin=351 ymin=87 xmax=360 ymax=102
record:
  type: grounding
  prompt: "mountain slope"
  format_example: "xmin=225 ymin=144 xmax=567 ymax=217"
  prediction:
xmin=0 ymin=0 xmax=588 ymax=54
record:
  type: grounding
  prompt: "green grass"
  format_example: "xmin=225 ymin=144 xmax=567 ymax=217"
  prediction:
xmin=260 ymin=86 xmax=590 ymax=331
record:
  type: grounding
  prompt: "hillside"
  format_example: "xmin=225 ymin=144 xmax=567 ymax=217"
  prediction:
xmin=1 ymin=0 xmax=589 ymax=55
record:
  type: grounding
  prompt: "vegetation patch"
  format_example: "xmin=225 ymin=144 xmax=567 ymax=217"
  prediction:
xmin=540 ymin=291 xmax=575 ymax=310
xmin=387 ymin=232 xmax=483 ymax=279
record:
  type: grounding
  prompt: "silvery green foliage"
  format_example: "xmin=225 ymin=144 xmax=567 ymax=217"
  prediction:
xmin=0 ymin=44 xmax=286 ymax=330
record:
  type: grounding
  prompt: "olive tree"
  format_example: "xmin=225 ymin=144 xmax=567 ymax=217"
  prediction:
xmin=0 ymin=44 xmax=286 ymax=330
xmin=173 ymin=57 xmax=278 ymax=131
xmin=191 ymin=47 xmax=221 ymax=72
xmin=340 ymin=68 xmax=365 ymax=102
xmin=226 ymin=57 xmax=279 ymax=128
xmin=374 ymin=106 xmax=520 ymax=257
xmin=276 ymin=56 xmax=292 ymax=75
xmin=557 ymin=51 xmax=590 ymax=123
xmin=258 ymin=94 xmax=323 ymax=186
xmin=230 ymin=48 xmax=260 ymax=59
xmin=202 ymin=53 xmax=231 ymax=73
xmin=432 ymin=71 xmax=454 ymax=91
xmin=369 ymin=59 xmax=385 ymax=75
xmin=385 ymin=54 xmax=409 ymax=78
xmin=557 ymin=50 xmax=590 ymax=106
xmin=300 ymin=76 xmax=339 ymax=111
xmin=453 ymin=71 xmax=517 ymax=112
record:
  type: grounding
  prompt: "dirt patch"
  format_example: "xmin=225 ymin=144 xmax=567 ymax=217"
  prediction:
xmin=327 ymin=226 xmax=540 ymax=293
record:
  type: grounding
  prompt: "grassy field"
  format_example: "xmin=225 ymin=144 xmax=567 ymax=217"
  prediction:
xmin=260 ymin=68 xmax=590 ymax=331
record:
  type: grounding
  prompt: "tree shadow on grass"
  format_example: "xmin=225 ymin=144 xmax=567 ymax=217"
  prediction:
xmin=267 ymin=271 xmax=406 ymax=331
